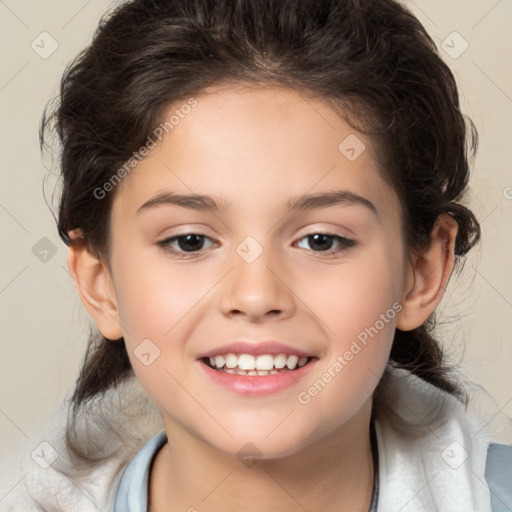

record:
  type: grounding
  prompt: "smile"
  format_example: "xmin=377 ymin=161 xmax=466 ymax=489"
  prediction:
xmin=204 ymin=353 xmax=311 ymax=376
xmin=199 ymin=353 xmax=318 ymax=396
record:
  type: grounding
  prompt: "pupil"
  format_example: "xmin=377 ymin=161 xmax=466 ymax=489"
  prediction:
xmin=179 ymin=234 xmax=203 ymax=252
xmin=309 ymin=234 xmax=332 ymax=251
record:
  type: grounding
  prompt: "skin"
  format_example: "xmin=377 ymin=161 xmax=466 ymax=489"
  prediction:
xmin=68 ymin=85 xmax=458 ymax=512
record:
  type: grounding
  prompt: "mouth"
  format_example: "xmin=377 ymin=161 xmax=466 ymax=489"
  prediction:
xmin=200 ymin=353 xmax=317 ymax=376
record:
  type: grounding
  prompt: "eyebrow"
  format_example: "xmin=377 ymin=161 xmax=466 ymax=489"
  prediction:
xmin=136 ymin=189 xmax=378 ymax=217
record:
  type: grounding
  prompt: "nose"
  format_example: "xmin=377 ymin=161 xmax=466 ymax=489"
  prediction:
xmin=219 ymin=243 xmax=296 ymax=322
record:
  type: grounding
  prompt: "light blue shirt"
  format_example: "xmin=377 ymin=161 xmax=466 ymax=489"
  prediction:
xmin=114 ymin=430 xmax=167 ymax=512
xmin=114 ymin=430 xmax=511 ymax=512
xmin=114 ymin=420 xmax=380 ymax=512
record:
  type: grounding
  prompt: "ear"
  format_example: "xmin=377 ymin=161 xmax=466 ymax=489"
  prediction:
xmin=67 ymin=229 xmax=124 ymax=340
xmin=396 ymin=213 xmax=459 ymax=331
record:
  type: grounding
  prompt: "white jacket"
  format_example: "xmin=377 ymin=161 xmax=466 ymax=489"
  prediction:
xmin=1 ymin=367 xmax=511 ymax=511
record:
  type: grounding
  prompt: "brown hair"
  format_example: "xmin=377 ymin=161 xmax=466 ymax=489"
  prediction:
xmin=41 ymin=0 xmax=480 ymax=454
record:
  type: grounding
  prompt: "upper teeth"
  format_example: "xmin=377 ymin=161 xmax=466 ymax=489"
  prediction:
xmin=209 ymin=353 xmax=309 ymax=371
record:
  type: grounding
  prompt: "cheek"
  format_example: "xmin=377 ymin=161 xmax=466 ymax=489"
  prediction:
xmin=112 ymin=248 xmax=201 ymax=343
xmin=301 ymin=254 xmax=400 ymax=399
xmin=314 ymin=251 xmax=400 ymax=339
xmin=295 ymin=315 xmax=396 ymax=440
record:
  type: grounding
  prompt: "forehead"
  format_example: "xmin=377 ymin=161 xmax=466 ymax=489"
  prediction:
xmin=112 ymin=85 xmax=400 ymax=224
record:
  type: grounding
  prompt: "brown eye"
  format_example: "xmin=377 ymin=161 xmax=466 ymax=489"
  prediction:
xmin=158 ymin=233 xmax=215 ymax=258
xmin=295 ymin=233 xmax=356 ymax=255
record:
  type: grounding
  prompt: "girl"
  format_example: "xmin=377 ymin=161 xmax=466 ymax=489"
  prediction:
xmin=2 ymin=0 xmax=511 ymax=510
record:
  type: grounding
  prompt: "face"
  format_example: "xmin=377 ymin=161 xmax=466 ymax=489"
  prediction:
xmin=107 ymin=85 xmax=409 ymax=459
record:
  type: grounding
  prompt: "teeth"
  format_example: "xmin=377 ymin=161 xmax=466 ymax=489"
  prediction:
xmin=225 ymin=353 xmax=238 ymax=368
xmin=286 ymin=355 xmax=299 ymax=369
xmin=273 ymin=354 xmax=287 ymax=369
xmin=256 ymin=354 xmax=274 ymax=370
xmin=206 ymin=352 xmax=311 ymax=372
xmin=238 ymin=354 xmax=256 ymax=370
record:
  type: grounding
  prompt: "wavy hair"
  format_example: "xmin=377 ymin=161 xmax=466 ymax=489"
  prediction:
xmin=40 ymin=0 xmax=480 ymax=462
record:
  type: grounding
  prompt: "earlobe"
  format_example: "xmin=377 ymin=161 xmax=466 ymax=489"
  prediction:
xmin=67 ymin=229 xmax=124 ymax=340
xmin=396 ymin=214 xmax=458 ymax=331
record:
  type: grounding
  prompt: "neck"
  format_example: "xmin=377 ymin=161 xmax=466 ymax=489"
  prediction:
xmin=149 ymin=400 xmax=375 ymax=512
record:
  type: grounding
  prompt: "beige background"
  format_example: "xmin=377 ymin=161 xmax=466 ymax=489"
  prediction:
xmin=1 ymin=0 xmax=511 ymax=477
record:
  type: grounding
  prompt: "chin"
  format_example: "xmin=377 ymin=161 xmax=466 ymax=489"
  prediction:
xmin=208 ymin=429 xmax=315 ymax=462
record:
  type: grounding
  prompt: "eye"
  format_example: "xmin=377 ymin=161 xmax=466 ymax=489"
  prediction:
xmin=158 ymin=232 xmax=356 ymax=259
xmin=295 ymin=233 xmax=356 ymax=256
xmin=157 ymin=233 xmax=216 ymax=259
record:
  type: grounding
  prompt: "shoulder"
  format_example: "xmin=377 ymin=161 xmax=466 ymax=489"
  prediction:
xmin=373 ymin=367 xmax=512 ymax=512
xmin=0 ymin=402 xmax=125 ymax=512
xmin=485 ymin=442 xmax=512 ymax=511
xmin=0 ymin=375 xmax=164 ymax=512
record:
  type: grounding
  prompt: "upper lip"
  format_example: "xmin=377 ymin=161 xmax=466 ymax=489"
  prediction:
xmin=197 ymin=340 xmax=315 ymax=359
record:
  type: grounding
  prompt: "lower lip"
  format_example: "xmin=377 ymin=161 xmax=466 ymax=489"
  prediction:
xmin=198 ymin=358 xmax=318 ymax=396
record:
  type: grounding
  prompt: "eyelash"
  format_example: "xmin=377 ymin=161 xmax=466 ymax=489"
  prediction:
xmin=157 ymin=232 xmax=357 ymax=259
